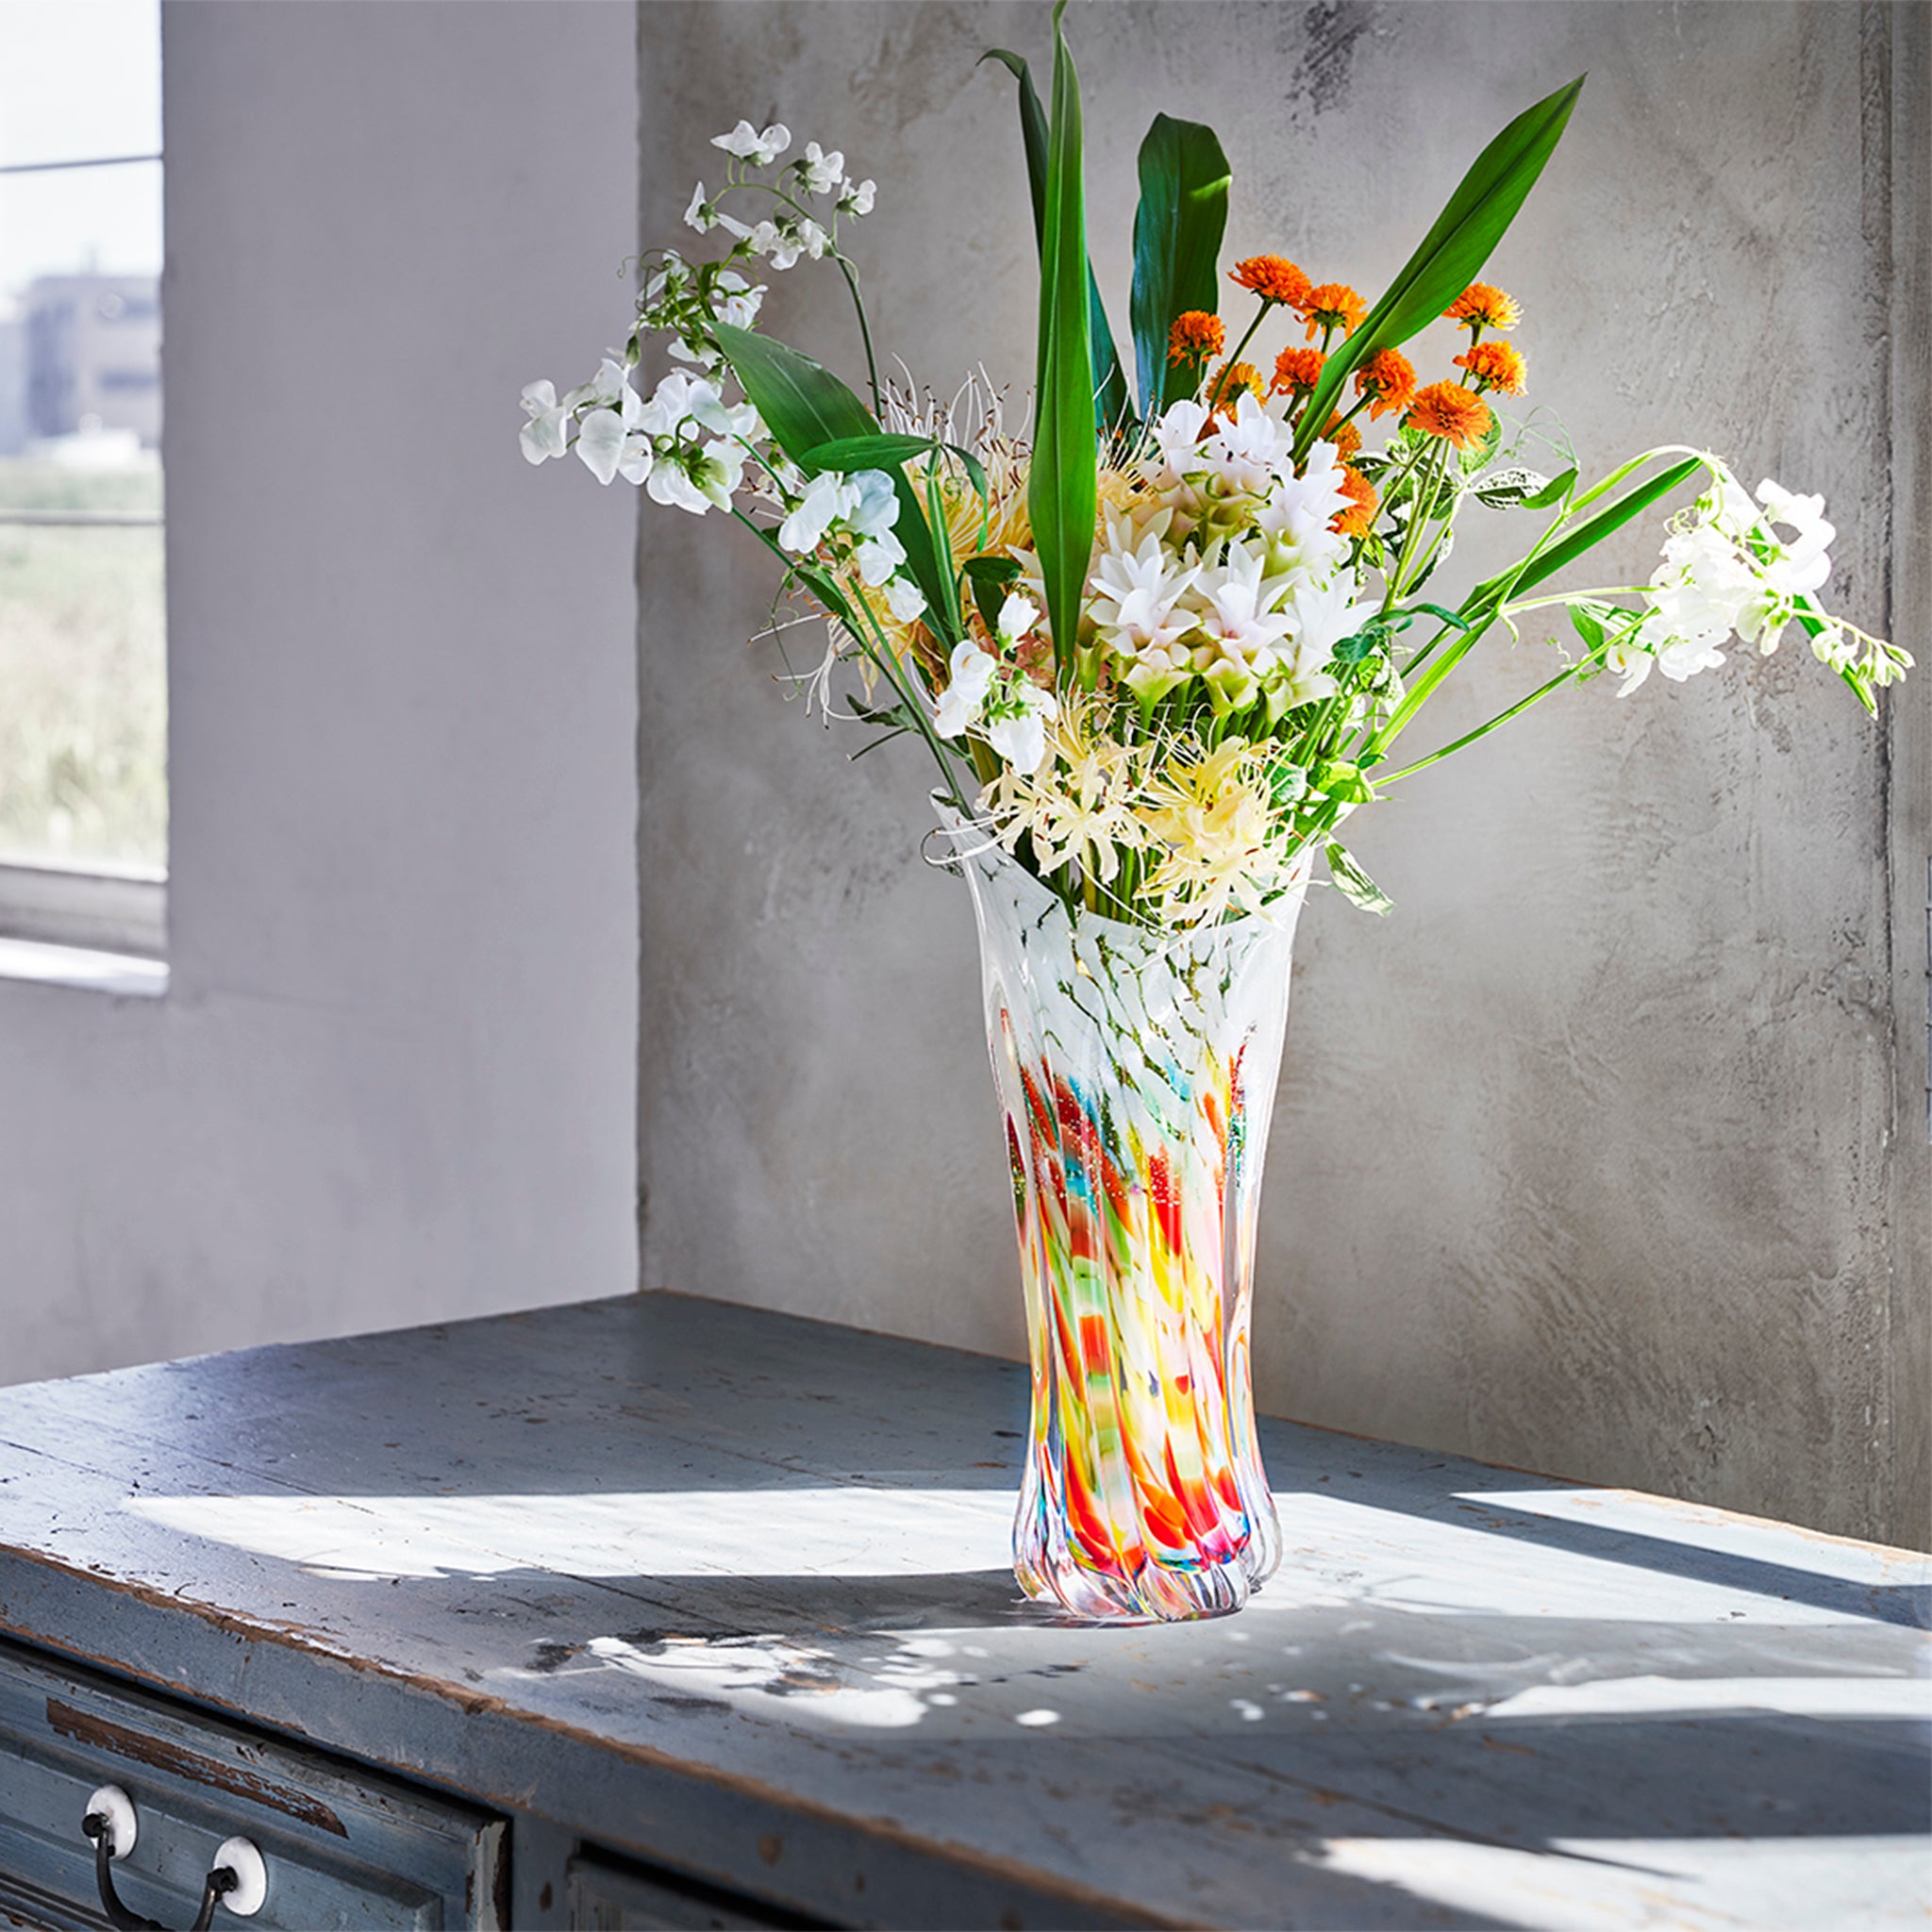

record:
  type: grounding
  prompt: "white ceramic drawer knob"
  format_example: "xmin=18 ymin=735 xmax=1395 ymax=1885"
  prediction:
xmin=212 ymin=1837 xmax=267 ymax=1916
xmin=84 ymin=1785 xmax=138 ymax=1857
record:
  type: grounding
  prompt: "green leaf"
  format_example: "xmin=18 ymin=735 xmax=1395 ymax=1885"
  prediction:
xmin=1312 ymin=760 xmax=1376 ymax=805
xmin=1332 ymin=623 xmax=1391 ymax=666
xmin=1324 ymin=841 xmax=1394 ymax=916
xmin=1457 ymin=412 xmax=1505 ymax=475
xmin=1523 ymin=466 xmax=1577 ymax=509
xmin=1029 ymin=0 xmax=1099 ymax=675
xmin=1569 ymin=601 xmax=1607 ymax=653
xmin=1293 ymin=74 xmax=1585 ymax=459
xmin=1128 ymin=111 xmax=1231 ymax=419
xmin=715 ymin=324 xmax=958 ymax=641
xmin=805 ymin=433 xmax=989 ymax=500
xmin=1498 ymin=457 xmax=1700 ymax=596
xmin=962 ymin=555 xmax=1022 ymax=636
xmin=982 ymin=47 xmax=1132 ymax=433
xmin=714 ymin=324 xmax=874 ymax=467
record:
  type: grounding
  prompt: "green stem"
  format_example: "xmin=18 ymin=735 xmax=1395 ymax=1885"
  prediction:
xmin=1376 ymin=649 xmax=1604 ymax=786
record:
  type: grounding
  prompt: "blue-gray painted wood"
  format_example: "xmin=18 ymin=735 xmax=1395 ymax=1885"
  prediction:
xmin=0 ymin=1292 xmax=1925 ymax=1930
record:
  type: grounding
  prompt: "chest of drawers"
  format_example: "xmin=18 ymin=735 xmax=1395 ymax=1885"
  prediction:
xmin=1 ymin=1292 xmax=1924 ymax=1928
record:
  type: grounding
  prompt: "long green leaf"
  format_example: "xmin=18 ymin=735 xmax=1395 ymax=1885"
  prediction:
xmin=1498 ymin=457 xmax=1698 ymax=596
xmin=1293 ymin=75 xmax=1585 ymax=459
xmin=804 ymin=433 xmax=989 ymax=500
xmin=1029 ymin=0 xmax=1098 ymax=675
xmin=1128 ymin=112 xmax=1231 ymax=419
xmin=715 ymin=323 xmax=956 ymax=639
xmin=983 ymin=47 xmax=1131 ymax=434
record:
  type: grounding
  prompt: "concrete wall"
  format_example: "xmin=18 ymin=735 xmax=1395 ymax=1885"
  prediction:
xmin=0 ymin=2 xmax=640 ymax=1385
xmin=637 ymin=0 xmax=1929 ymax=1547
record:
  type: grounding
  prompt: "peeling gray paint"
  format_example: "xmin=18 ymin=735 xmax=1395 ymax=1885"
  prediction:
xmin=636 ymin=2 xmax=1928 ymax=1547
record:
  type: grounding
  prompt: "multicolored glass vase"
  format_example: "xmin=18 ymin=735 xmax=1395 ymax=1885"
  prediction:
xmin=955 ymin=821 xmax=1309 ymax=1622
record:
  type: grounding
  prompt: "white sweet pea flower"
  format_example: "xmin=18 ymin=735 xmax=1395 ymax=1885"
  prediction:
xmin=934 ymin=642 xmax=997 ymax=739
xmin=712 ymin=272 xmax=765 ymax=331
xmin=778 ymin=472 xmax=853 ymax=555
xmin=796 ymin=142 xmax=844 ymax=195
xmin=518 ymin=380 xmax=572 ymax=464
xmin=1603 ymin=627 xmax=1655 ymax=698
xmin=1656 ymin=626 xmax=1728 ymax=682
xmin=996 ymin=591 xmax=1042 ymax=644
xmin=636 ymin=369 xmax=713 ymax=438
xmin=837 ymin=176 xmax=876 ymax=218
xmin=883 ymin=577 xmax=927 ymax=625
xmin=684 ymin=183 xmax=716 ymax=233
xmin=985 ymin=686 xmax=1058 ymax=778
xmin=843 ymin=470 xmax=900 ymax=541
xmin=575 ymin=389 xmax=648 ymax=487
xmin=712 ymin=120 xmax=791 ymax=166
xmin=853 ymin=533 xmax=908 ymax=586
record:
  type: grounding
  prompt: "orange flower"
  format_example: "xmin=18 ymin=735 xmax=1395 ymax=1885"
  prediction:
xmin=1322 ymin=415 xmax=1363 ymax=460
xmin=1443 ymin=282 xmax=1522 ymax=332
xmin=1302 ymin=283 xmax=1367 ymax=341
xmin=1230 ymin=254 xmax=1312 ymax=309
xmin=1271 ymin=345 xmax=1325 ymax=395
xmin=1354 ymin=347 xmax=1416 ymax=420
xmin=1168 ymin=310 xmax=1225 ymax=364
xmin=1405 ymin=379 xmax=1493 ymax=449
xmin=1453 ymin=340 xmax=1527 ymax=395
xmin=1208 ymin=361 xmax=1264 ymax=416
xmin=1333 ymin=465 xmax=1378 ymax=539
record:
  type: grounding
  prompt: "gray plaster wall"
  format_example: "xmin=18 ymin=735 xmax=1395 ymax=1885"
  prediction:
xmin=0 ymin=2 xmax=641 ymax=1385
xmin=637 ymin=0 xmax=1928 ymax=1547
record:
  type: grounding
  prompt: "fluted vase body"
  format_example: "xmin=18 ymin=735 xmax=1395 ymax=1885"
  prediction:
xmin=957 ymin=828 xmax=1307 ymax=1622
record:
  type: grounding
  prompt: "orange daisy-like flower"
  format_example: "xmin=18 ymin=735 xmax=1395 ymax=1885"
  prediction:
xmin=1208 ymin=361 xmax=1265 ymax=416
xmin=1271 ymin=345 xmax=1325 ymax=395
xmin=1333 ymin=465 xmax=1378 ymax=539
xmin=1168 ymin=309 xmax=1225 ymax=364
xmin=1442 ymin=282 xmax=1522 ymax=332
xmin=1322 ymin=416 xmax=1362 ymax=460
xmin=1405 ymin=379 xmax=1493 ymax=449
xmin=1230 ymin=254 xmax=1312 ymax=309
xmin=1454 ymin=340 xmax=1527 ymax=395
xmin=1302 ymin=283 xmax=1367 ymax=341
xmin=1354 ymin=347 xmax=1416 ymax=420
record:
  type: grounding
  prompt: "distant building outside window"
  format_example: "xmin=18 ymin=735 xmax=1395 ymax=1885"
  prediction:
xmin=0 ymin=0 xmax=166 ymax=935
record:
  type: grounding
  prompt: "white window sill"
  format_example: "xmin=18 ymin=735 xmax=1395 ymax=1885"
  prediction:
xmin=0 ymin=936 xmax=168 ymax=998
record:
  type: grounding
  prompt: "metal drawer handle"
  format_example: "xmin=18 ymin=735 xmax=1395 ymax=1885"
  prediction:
xmin=81 ymin=1786 xmax=268 ymax=1929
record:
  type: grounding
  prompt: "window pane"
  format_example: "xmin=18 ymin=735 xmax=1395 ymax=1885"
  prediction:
xmin=0 ymin=0 xmax=165 ymax=880
xmin=0 ymin=0 xmax=161 ymax=170
xmin=0 ymin=510 xmax=165 ymax=868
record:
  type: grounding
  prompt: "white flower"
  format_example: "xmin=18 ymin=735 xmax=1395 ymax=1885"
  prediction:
xmin=635 ymin=369 xmax=715 ymax=438
xmin=883 ymin=577 xmax=926 ymax=624
xmin=1204 ymin=392 xmax=1298 ymax=496
xmin=684 ymin=183 xmax=715 ymax=232
xmin=518 ymin=380 xmax=571 ymax=465
xmin=1284 ymin=571 xmax=1371 ymax=671
xmin=853 ymin=534 xmax=907 ymax=586
xmin=934 ymin=643 xmax=996 ymax=739
xmin=712 ymin=272 xmax=764 ymax=331
xmin=1656 ymin=626 xmax=1727 ymax=682
xmin=837 ymin=177 xmax=876 ymax=218
xmin=796 ymin=142 xmax=844 ymax=195
xmin=843 ymin=470 xmax=899 ymax=541
xmin=1147 ymin=399 xmax=1212 ymax=481
xmin=996 ymin=591 xmax=1041 ymax=644
xmin=575 ymin=391 xmax=649 ymax=487
xmin=1088 ymin=524 xmax=1199 ymax=656
xmin=712 ymin=120 xmax=791 ymax=166
xmin=1603 ymin=630 xmax=1654 ymax=697
xmin=1187 ymin=541 xmax=1297 ymax=672
xmin=985 ymin=687 xmax=1058 ymax=778
xmin=777 ymin=472 xmax=851 ymax=554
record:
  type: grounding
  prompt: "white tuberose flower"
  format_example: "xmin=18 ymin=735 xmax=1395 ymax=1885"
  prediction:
xmin=711 ymin=120 xmax=791 ymax=166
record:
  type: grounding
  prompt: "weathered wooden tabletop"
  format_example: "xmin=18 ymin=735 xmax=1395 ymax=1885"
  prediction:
xmin=1 ymin=1291 xmax=1926 ymax=1930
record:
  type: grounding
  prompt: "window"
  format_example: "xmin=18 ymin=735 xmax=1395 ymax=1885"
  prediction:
xmin=0 ymin=0 xmax=165 ymax=965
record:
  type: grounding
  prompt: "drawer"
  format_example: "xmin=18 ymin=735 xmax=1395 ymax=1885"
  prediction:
xmin=0 ymin=1639 xmax=505 ymax=1929
xmin=565 ymin=1850 xmax=831 ymax=1931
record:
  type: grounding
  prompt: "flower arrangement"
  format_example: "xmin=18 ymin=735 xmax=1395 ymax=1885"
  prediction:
xmin=522 ymin=8 xmax=1907 ymax=935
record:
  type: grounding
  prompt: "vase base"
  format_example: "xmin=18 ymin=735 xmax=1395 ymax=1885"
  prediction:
xmin=1016 ymin=1547 xmax=1253 ymax=1624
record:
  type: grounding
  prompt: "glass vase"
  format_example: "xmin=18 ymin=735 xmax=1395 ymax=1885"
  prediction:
xmin=953 ymin=816 xmax=1309 ymax=1623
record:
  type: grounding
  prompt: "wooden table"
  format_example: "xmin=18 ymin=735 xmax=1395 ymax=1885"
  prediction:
xmin=1 ymin=1291 xmax=1926 ymax=1928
